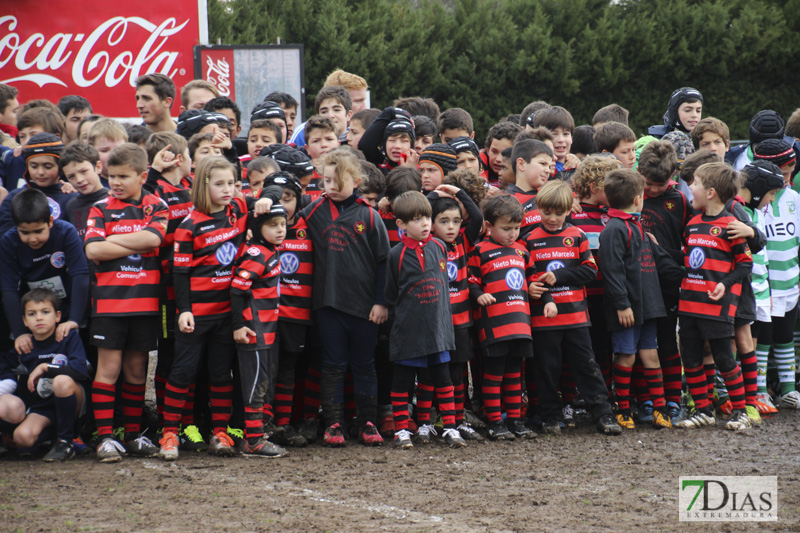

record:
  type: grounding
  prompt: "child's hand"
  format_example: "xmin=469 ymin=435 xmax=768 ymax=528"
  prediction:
xmin=647 ymin=232 xmax=659 ymax=245
xmin=528 ymin=281 xmax=548 ymax=299
xmin=543 ymin=302 xmax=558 ymax=318
xmin=233 ymin=326 xmax=256 ymax=344
xmin=708 ymin=282 xmax=726 ymax=301
xmin=485 ymin=186 xmax=503 ymax=198
xmin=60 ymin=181 xmax=77 ymax=194
xmin=13 ymin=146 xmax=22 ymax=158
xmin=152 ymin=144 xmax=179 ymax=173
xmin=27 ymin=363 xmax=48 ymax=393
xmin=400 ymin=150 xmax=419 ymax=168
xmin=726 ymin=220 xmax=754 ymax=240
xmin=377 ymin=196 xmax=392 ymax=214
xmin=14 ymin=333 xmax=33 ymax=355
xmin=537 ymin=271 xmax=557 ymax=286
xmin=570 ymin=196 xmax=583 ymax=215
xmin=55 ymin=320 xmax=78 ymax=342
xmin=433 ymin=184 xmax=460 ymax=198
xmin=178 ymin=312 xmax=195 ymax=333
xmin=254 ymin=197 xmax=273 ymax=214
xmin=617 ymin=307 xmax=634 ymax=328
xmin=477 ymin=293 xmax=496 ymax=306
xmin=565 ymin=153 xmax=581 ymax=171
xmin=210 ymin=126 xmax=233 ymax=150
xmin=369 ymin=304 xmax=388 ymax=324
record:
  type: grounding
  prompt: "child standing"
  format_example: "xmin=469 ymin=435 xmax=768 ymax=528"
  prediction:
xmin=385 ymin=191 xmax=465 ymax=449
xmin=60 ymin=143 xmax=109 ymax=238
xmin=676 ymin=163 xmax=753 ymax=431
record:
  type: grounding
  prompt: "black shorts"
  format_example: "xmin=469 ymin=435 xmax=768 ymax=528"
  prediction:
xmin=279 ymin=321 xmax=308 ymax=354
xmin=20 ymin=384 xmax=87 ymax=421
xmin=450 ymin=327 xmax=474 ymax=363
xmin=483 ymin=337 xmax=534 ymax=359
xmin=679 ymin=315 xmax=734 ymax=341
xmin=175 ymin=316 xmax=234 ymax=345
xmin=90 ymin=315 xmax=159 ymax=351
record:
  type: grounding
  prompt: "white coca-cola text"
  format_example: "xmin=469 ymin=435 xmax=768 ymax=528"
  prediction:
xmin=205 ymin=56 xmax=231 ymax=96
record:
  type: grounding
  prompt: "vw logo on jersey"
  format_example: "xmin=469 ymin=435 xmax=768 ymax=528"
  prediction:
xmin=546 ymin=260 xmax=566 ymax=272
xmin=127 ymin=254 xmax=142 ymax=261
xmin=505 ymin=268 xmax=525 ymax=291
xmin=688 ymin=248 xmax=706 ymax=270
xmin=215 ymin=242 xmax=238 ymax=265
xmin=446 ymin=261 xmax=458 ymax=282
xmin=280 ymin=252 xmax=300 ymax=274
xmin=50 ymin=251 xmax=65 ymax=268
xmin=47 ymin=197 xmax=61 ymax=219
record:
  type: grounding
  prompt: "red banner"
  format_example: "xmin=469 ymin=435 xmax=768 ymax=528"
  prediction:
xmin=0 ymin=2 xmax=204 ymax=117
xmin=199 ymin=48 xmax=235 ymax=101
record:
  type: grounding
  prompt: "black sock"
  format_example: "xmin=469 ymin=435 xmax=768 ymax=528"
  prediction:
xmin=54 ymin=393 xmax=77 ymax=441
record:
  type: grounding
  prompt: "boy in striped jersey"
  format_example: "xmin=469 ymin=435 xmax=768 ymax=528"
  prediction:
xmin=505 ymin=139 xmax=553 ymax=241
xmin=676 ymin=163 xmax=753 ymax=431
xmin=526 ymin=181 xmax=620 ymax=435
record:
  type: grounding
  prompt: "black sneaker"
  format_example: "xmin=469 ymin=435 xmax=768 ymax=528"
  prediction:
xmin=299 ymin=418 xmax=319 ymax=443
xmin=595 ymin=414 xmax=622 ymax=435
xmin=124 ymin=435 xmax=159 ymax=457
xmin=542 ymin=418 xmax=561 ymax=435
xmin=507 ymin=418 xmax=537 ymax=439
xmin=243 ymin=437 xmax=288 ymax=458
xmin=487 ymin=420 xmax=515 ymax=441
xmin=271 ymin=425 xmax=308 ymax=448
xmin=43 ymin=439 xmax=76 ymax=462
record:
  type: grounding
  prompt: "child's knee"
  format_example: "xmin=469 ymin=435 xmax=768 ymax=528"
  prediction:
xmin=52 ymin=375 xmax=77 ymax=396
xmin=13 ymin=425 xmax=38 ymax=448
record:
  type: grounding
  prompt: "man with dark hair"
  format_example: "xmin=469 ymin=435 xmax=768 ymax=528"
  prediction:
xmin=57 ymin=96 xmax=93 ymax=143
xmin=135 ymin=74 xmax=176 ymax=133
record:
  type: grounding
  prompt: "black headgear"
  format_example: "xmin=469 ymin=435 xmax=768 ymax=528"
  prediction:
xmin=663 ymin=87 xmax=703 ymax=132
xmin=742 ymin=160 xmax=785 ymax=210
xmin=749 ymin=110 xmax=785 ymax=146
xmin=176 ymin=110 xmax=230 ymax=140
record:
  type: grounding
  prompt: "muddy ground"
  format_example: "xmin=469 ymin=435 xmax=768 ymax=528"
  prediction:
xmin=1 ymin=409 xmax=799 ymax=532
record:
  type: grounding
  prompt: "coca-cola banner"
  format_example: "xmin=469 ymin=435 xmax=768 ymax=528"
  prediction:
xmin=195 ymin=45 xmax=304 ymax=134
xmin=0 ymin=1 xmax=207 ymax=117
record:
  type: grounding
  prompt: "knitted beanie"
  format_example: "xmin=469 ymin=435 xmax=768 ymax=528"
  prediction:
xmin=21 ymin=132 xmax=65 ymax=162
xmin=419 ymin=143 xmax=458 ymax=176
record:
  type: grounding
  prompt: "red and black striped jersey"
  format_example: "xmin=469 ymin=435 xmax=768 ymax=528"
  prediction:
xmin=568 ymin=203 xmax=608 ymax=296
xmin=230 ymin=242 xmax=280 ymax=349
xmin=84 ymin=194 xmax=168 ymax=317
xmin=173 ymin=197 xmax=250 ymax=319
xmin=505 ymin=184 xmax=540 ymax=241
xmin=526 ymin=223 xmax=597 ymax=330
xmin=380 ymin=210 xmax=402 ymax=247
xmin=446 ymin=232 xmax=475 ymax=328
xmin=153 ymin=175 xmax=194 ymax=301
xmin=277 ymin=218 xmax=314 ymax=324
xmin=642 ymin=185 xmax=692 ymax=265
xmin=679 ymin=211 xmax=753 ymax=323
xmin=304 ymin=171 xmax=323 ymax=202
xmin=468 ymin=238 xmax=534 ymax=348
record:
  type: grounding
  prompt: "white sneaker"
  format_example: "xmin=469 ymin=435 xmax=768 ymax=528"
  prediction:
xmin=676 ymin=411 xmax=716 ymax=429
xmin=96 ymin=437 xmax=126 ymax=463
xmin=726 ymin=410 xmax=752 ymax=431
xmin=415 ymin=424 xmax=437 ymax=444
xmin=778 ymin=390 xmax=800 ymax=409
xmin=442 ymin=428 xmax=467 ymax=448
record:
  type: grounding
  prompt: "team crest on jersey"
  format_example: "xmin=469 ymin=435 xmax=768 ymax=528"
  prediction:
xmin=296 ymin=229 xmax=307 ymax=240
xmin=280 ymin=252 xmax=300 ymax=274
xmin=47 ymin=197 xmax=61 ymax=219
xmin=664 ymin=200 xmax=676 ymax=211
xmin=50 ymin=252 xmax=65 ymax=268
xmin=439 ymin=259 xmax=446 ymax=272
xmin=215 ymin=242 xmax=238 ymax=265
xmin=446 ymin=261 xmax=458 ymax=281
xmin=144 ymin=204 xmax=154 ymax=217
xmin=505 ymin=268 xmax=525 ymax=291
xmin=563 ymin=237 xmax=574 ymax=247
xmin=247 ymin=247 xmax=260 ymax=256
xmin=710 ymin=226 xmax=721 ymax=236
xmin=515 ymin=249 xmax=525 ymax=257
xmin=788 ymin=201 xmax=796 ymax=214
xmin=229 ymin=214 xmax=237 ymax=226
xmin=355 ymin=221 xmax=366 ymax=234
xmin=688 ymin=248 xmax=706 ymax=269
xmin=546 ymin=260 xmax=565 ymax=271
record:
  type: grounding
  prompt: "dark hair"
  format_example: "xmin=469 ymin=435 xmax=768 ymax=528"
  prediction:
xmin=188 ymin=132 xmax=215 ymax=161
xmin=592 ymin=104 xmax=629 ymax=127
xmin=571 ymin=125 xmax=596 ymax=156
xmin=204 ymin=96 xmax=242 ymax=127
xmin=594 ymin=122 xmax=636 ymax=153
xmin=690 ymin=117 xmax=730 ymax=148
xmin=637 ymin=140 xmax=678 ymax=184
xmin=432 ymin=196 xmax=461 ymax=221
xmin=78 ymin=115 xmax=102 ymax=137
xmin=351 ymin=108 xmax=379 ymax=129
xmin=385 ymin=167 xmax=422 ymax=202
xmin=603 ymin=169 xmax=644 ymax=209
xmin=393 ymin=191 xmax=432 ymax=222
xmin=314 ymin=85 xmax=352 ymax=113
xmin=248 ymin=119 xmax=283 ymax=144
xmin=484 ymin=121 xmax=522 ymax=151
xmin=19 ymin=99 xmax=63 ymax=117
xmin=60 ymin=141 xmax=100 ymax=169
xmin=504 ymin=114 xmax=521 ymax=125
xmin=483 ymin=195 xmax=522 ymax=225
xmin=247 ymin=156 xmax=281 ymax=176
xmin=358 ymin=161 xmax=385 ymax=196
xmin=12 ymin=188 xmax=51 ymax=225
xmin=145 ymin=131 xmax=188 ymax=166
xmin=679 ymin=150 xmax=720 ymax=186
xmin=304 ymin=115 xmax=338 ymax=139
xmin=437 ymin=108 xmax=473 ymax=135
xmin=124 ymin=124 xmax=152 ymax=146
xmin=445 ymin=168 xmax=487 ymax=206
xmin=18 ymin=108 xmax=65 ymax=138
xmin=519 ymin=101 xmax=551 ymax=126
xmin=394 ymin=97 xmax=440 ymax=122
xmin=0 ymin=84 xmax=18 ymax=114
xmin=21 ymin=288 xmax=60 ymax=313
xmin=511 ymin=139 xmax=554 ymax=169
xmin=135 ymin=73 xmax=176 ymax=103
xmin=694 ymin=162 xmax=740 ymax=204
xmin=532 ymin=106 xmax=575 ymax=133
xmin=264 ymin=91 xmax=299 ymax=110
xmin=107 ymin=143 xmax=148 ymax=174
xmin=413 ymin=115 xmax=438 ymax=140
xmin=57 ymin=95 xmax=92 ymax=117
xmin=514 ymin=127 xmax=553 ymax=145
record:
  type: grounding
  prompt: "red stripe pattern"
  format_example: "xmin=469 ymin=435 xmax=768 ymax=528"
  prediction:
xmin=277 ymin=218 xmax=313 ymax=324
xmin=231 ymin=243 xmax=281 ymax=347
xmin=568 ymin=203 xmax=607 ymax=296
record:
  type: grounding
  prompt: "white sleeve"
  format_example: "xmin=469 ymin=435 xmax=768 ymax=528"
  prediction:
xmin=0 ymin=378 xmax=17 ymax=396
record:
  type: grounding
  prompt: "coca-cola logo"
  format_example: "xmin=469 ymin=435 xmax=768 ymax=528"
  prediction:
xmin=0 ymin=15 xmax=190 ymax=89
xmin=205 ymin=56 xmax=230 ymax=96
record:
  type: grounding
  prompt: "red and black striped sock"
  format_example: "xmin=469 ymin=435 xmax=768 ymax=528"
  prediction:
xmin=416 ymin=381 xmax=434 ymax=424
xmin=243 ymin=405 xmax=264 ymax=443
xmin=685 ymin=365 xmax=711 ymax=410
xmin=453 ymin=382 xmax=465 ymax=424
xmin=91 ymin=381 xmax=116 ymax=438
xmin=660 ymin=352 xmax=683 ymax=405
xmin=209 ymin=383 xmax=234 ymax=434
xmin=613 ymin=364 xmax=632 ymax=411
xmin=721 ymin=366 xmax=746 ymax=410
xmin=303 ymin=366 xmax=322 ymax=420
xmin=502 ymin=370 xmax=522 ymax=419
xmin=163 ymin=381 xmax=188 ymax=435
xmin=262 ymin=402 xmax=274 ymax=421
xmin=643 ymin=367 xmax=666 ymax=409
xmin=121 ymin=382 xmax=145 ymax=440
xmin=704 ymin=363 xmax=717 ymax=397
xmin=274 ymin=382 xmax=295 ymax=427
xmin=738 ymin=351 xmax=758 ymax=405
xmin=482 ymin=372 xmax=503 ymax=422
xmin=391 ymin=390 xmax=410 ymax=430
xmin=631 ymin=360 xmax=649 ymax=403
xmin=180 ymin=383 xmax=196 ymax=427
xmin=436 ymin=385 xmax=456 ymax=428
